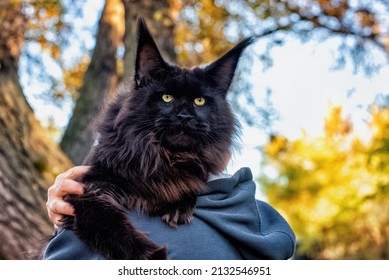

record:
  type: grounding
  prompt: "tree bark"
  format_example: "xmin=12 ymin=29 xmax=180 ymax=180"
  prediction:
xmin=60 ymin=0 xmax=124 ymax=165
xmin=0 ymin=2 xmax=72 ymax=259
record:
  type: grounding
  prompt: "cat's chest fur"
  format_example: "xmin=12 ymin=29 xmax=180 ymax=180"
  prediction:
xmin=86 ymin=133 xmax=214 ymax=216
xmin=55 ymin=17 xmax=254 ymax=260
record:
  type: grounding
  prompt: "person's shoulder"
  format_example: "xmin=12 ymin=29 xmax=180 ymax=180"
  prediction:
xmin=254 ymin=199 xmax=296 ymax=259
xmin=205 ymin=167 xmax=296 ymax=259
xmin=43 ymin=228 xmax=105 ymax=260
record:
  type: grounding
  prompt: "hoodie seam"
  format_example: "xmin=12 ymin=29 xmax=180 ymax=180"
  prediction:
xmin=234 ymin=181 xmax=265 ymax=234
xmin=253 ymin=195 xmax=262 ymax=234
xmin=236 ymin=183 xmax=263 ymax=234
xmin=253 ymin=197 xmax=295 ymax=258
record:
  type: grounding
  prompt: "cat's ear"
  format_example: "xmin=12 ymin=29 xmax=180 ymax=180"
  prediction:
xmin=203 ymin=37 xmax=255 ymax=95
xmin=135 ymin=17 xmax=168 ymax=87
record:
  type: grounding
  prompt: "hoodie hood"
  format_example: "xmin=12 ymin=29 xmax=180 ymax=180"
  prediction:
xmin=196 ymin=167 xmax=296 ymax=259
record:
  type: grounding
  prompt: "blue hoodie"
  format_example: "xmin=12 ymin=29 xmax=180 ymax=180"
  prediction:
xmin=43 ymin=167 xmax=296 ymax=260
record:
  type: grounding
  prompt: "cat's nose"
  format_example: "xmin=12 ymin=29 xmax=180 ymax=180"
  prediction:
xmin=177 ymin=112 xmax=193 ymax=123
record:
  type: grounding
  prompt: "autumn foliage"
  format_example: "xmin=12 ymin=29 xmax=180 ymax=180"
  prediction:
xmin=260 ymin=104 xmax=389 ymax=259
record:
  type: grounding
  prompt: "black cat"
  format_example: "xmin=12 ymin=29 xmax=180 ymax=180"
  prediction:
xmin=59 ymin=17 xmax=254 ymax=260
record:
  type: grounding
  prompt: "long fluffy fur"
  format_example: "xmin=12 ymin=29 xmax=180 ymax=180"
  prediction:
xmin=54 ymin=17 xmax=254 ymax=260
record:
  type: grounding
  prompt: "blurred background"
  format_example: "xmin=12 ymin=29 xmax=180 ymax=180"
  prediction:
xmin=0 ymin=0 xmax=388 ymax=260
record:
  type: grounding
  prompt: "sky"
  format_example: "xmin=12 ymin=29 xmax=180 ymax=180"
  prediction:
xmin=226 ymin=37 xmax=389 ymax=185
xmin=21 ymin=0 xmax=389 ymax=199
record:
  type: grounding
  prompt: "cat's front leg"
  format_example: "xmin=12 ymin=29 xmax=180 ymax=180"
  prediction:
xmin=160 ymin=194 xmax=197 ymax=228
xmin=65 ymin=187 xmax=167 ymax=260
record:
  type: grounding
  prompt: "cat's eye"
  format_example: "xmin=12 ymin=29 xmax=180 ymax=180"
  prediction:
xmin=162 ymin=94 xmax=174 ymax=103
xmin=194 ymin=97 xmax=206 ymax=106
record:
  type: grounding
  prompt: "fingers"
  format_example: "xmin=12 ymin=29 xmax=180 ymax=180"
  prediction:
xmin=55 ymin=178 xmax=85 ymax=197
xmin=53 ymin=166 xmax=89 ymax=195
xmin=46 ymin=166 xmax=89 ymax=226
xmin=54 ymin=166 xmax=89 ymax=187
xmin=63 ymin=165 xmax=91 ymax=180
xmin=46 ymin=199 xmax=75 ymax=227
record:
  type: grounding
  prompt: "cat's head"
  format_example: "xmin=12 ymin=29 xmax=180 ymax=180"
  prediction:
xmin=121 ymin=17 xmax=254 ymax=155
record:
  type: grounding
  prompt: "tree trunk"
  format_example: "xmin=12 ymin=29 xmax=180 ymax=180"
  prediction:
xmin=60 ymin=0 xmax=124 ymax=165
xmin=61 ymin=0 xmax=176 ymax=164
xmin=0 ymin=2 xmax=72 ymax=259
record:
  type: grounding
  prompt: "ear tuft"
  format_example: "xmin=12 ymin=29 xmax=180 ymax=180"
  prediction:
xmin=203 ymin=37 xmax=256 ymax=95
xmin=135 ymin=17 xmax=167 ymax=87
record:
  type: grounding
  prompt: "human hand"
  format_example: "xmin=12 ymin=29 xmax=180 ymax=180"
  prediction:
xmin=46 ymin=166 xmax=89 ymax=227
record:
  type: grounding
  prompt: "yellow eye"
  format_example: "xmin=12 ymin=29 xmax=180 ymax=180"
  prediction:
xmin=194 ymin=97 xmax=206 ymax=106
xmin=162 ymin=94 xmax=174 ymax=103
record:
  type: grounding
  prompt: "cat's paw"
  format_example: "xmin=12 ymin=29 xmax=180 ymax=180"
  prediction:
xmin=161 ymin=206 xmax=194 ymax=228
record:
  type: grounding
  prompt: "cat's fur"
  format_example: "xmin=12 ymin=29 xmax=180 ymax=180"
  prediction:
xmin=59 ymin=17 xmax=254 ymax=260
